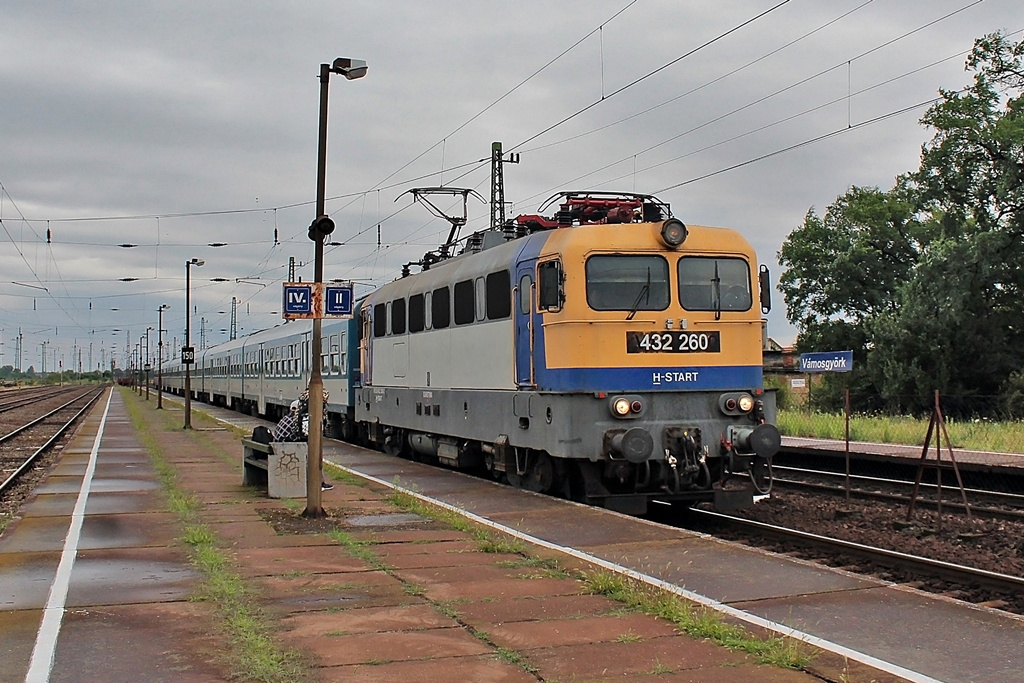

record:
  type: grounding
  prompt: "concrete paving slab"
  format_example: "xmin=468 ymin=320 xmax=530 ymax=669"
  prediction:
xmin=0 ymin=551 xmax=60 ymax=609
xmin=66 ymin=547 xmax=199 ymax=607
xmin=373 ymin=539 xmax=478 ymax=557
xmin=327 ymin=656 xmax=538 ymax=683
xmin=488 ymin=505 xmax=681 ymax=548
xmin=523 ymin=637 xmax=748 ymax=680
xmin=282 ymin=603 xmax=453 ymax=636
xmin=383 ymin=548 xmax=520 ymax=571
xmin=49 ymin=602 xmax=225 ymax=683
xmin=300 ymin=626 xmax=494 ymax=667
xmin=583 ymin=537 xmax=878 ymax=604
xmin=735 ymin=585 xmax=1024 ymax=683
xmin=253 ymin=571 xmax=408 ymax=613
xmin=488 ymin=612 xmax=679 ymax=650
xmin=0 ymin=610 xmax=45 ymax=682
xmin=418 ymin=576 xmax=585 ymax=602
xmin=231 ymin=545 xmax=372 ymax=577
xmin=453 ymin=594 xmax=622 ymax=625
xmin=35 ymin=475 xmax=161 ymax=495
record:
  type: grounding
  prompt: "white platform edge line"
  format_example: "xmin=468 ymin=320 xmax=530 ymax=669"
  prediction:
xmin=25 ymin=389 xmax=113 ymax=683
xmin=331 ymin=459 xmax=944 ymax=683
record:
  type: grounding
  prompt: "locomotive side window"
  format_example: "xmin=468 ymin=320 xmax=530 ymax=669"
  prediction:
xmin=454 ymin=279 xmax=474 ymax=325
xmin=432 ymin=286 xmax=450 ymax=329
xmin=391 ymin=297 xmax=407 ymax=335
xmin=538 ymin=260 xmax=563 ymax=311
xmin=486 ymin=269 xmax=512 ymax=320
xmin=474 ymin=277 xmax=486 ymax=321
xmin=409 ymin=293 xmax=425 ymax=333
xmin=518 ymin=274 xmax=532 ymax=314
xmin=373 ymin=303 xmax=387 ymax=337
xmin=678 ymin=257 xmax=751 ymax=311
xmin=585 ymin=255 xmax=669 ymax=312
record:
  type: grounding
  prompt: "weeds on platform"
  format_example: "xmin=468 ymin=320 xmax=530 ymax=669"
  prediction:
xmin=386 ymin=477 xmax=528 ymax=555
xmin=120 ymin=388 xmax=309 ymax=683
xmin=582 ymin=569 xmax=812 ymax=670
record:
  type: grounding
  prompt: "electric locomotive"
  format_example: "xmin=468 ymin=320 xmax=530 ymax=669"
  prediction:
xmin=357 ymin=192 xmax=779 ymax=514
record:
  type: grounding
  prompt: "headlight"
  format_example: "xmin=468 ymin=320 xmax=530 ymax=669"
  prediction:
xmin=659 ymin=219 xmax=688 ymax=248
xmin=719 ymin=392 xmax=755 ymax=416
xmin=609 ymin=395 xmax=645 ymax=418
xmin=613 ymin=398 xmax=631 ymax=416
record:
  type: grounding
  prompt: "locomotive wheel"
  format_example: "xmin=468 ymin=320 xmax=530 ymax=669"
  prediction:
xmin=507 ymin=452 xmax=555 ymax=493
xmin=526 ymin=453 xmax=555 ymax=493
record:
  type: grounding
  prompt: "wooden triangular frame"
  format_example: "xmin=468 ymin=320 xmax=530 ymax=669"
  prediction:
xmin=906 ymin=390 xmax=972 ymax=531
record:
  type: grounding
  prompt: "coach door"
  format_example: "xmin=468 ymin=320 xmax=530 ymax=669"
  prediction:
xmin=515 ymin=260 xmax=537 ymax=388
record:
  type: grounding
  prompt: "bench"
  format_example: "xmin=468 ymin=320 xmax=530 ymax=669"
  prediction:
xmin=241 ymin=438 xmax=307 ymax=498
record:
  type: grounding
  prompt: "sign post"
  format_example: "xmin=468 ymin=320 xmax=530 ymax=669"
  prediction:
xmin=799 ymin=350 xmax=854 ymax=498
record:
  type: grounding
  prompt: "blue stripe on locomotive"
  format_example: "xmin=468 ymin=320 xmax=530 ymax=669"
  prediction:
xmin=533 ymin=364 xmax=763 ymax=392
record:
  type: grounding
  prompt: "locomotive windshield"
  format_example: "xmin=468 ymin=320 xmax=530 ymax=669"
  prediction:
xmin=586 ymin=255 xmax=669 ymax=311
xmin=678 ymin=256 xmax=751 ymax=311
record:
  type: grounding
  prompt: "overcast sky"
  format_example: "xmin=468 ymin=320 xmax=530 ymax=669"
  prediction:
xmin=1 ymin=0 xmax=1020 ymax=371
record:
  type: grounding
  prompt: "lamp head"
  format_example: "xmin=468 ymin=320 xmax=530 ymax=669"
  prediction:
xmin=331 ymin=57 xmax=368 ymax=80
xmin=189 ymin=258 xmax=205 ymax=267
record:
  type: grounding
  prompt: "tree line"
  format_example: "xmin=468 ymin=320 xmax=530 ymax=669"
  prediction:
xmin=778 ymin=33 xmax=1024 ymax=418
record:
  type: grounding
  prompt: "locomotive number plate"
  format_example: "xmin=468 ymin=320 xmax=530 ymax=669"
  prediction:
xmin=626 ymin=331 xmax=721 ymax=353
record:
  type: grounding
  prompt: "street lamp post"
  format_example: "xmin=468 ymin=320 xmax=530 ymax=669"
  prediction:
xmin=144 ymin=326 xmax=153 ymax=400
xmin=304 ymin=56 xmax=367 ymax=519
xmin=157 ymin=304 xmax=169 ymax=409
xmin=184 ymin=258 xmax=204 ymax=429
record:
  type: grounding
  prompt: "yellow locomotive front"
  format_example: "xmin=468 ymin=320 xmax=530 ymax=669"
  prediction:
xmin=512 ymin=193 xmax=779 ymax=512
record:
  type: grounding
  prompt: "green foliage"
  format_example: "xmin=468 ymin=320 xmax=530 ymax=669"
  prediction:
xmin=778 ymin=32 xmax=1024 ymax=418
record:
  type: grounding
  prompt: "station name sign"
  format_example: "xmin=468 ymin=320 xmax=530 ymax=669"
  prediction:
xmin=282 ymin=282 xmax=354 ymax=320
xmin=799 ymin=350 xmax=853 ymax=373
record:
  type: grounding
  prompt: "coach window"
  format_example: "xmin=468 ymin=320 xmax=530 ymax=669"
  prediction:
xmin=432 ymin=286 xmax=450 ymax=329
xmin=329 ymin=334 xmax=340 ymax=374
xmin=391 ymin=297 xmax=407 ymax=335
xmin=373 ymin=302 xmax=387 ymax=338
xmin=538 ymin=259 xmax=564 ymax=311
xmin=486 ymin=269 xmax=512 ymax=320
xmin=677 ymin=256 xmax=751 ymax=312
xmin=409 ymin=293 xmax=425 ymax=333
xmin=586 ymin=255 xmax=669 ymax=312
xmin=454 ymin=279 xmax=474 ymax=325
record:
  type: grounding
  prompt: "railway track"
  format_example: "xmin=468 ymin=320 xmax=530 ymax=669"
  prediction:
xmin=0 ymin=386 xmax=105 ymax=501
xmin=687 ymin=508 xmax=1024 ymax=601
xmin=772 ymin=464 xmax=1024 ymax=521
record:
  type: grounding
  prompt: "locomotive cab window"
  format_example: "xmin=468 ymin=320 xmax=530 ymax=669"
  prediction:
xmin=586 ymin=255 xmax=669 ymax=312
xmin=538 ymin=259 xmax=563 ymax=311
xmin=678 ymin=256 xmax=751 ymax=312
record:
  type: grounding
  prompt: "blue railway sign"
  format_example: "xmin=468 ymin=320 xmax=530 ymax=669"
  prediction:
xmin=324 ymin=284 xmax=353 ymax=316
xmin=283 ymin=284 xmax=313 ymax=315
xmin=799 ymin=350 xmax=853 ymax=373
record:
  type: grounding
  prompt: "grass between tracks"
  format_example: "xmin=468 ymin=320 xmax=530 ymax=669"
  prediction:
xmin=120 ymin=387 xmax=308 ymax=683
